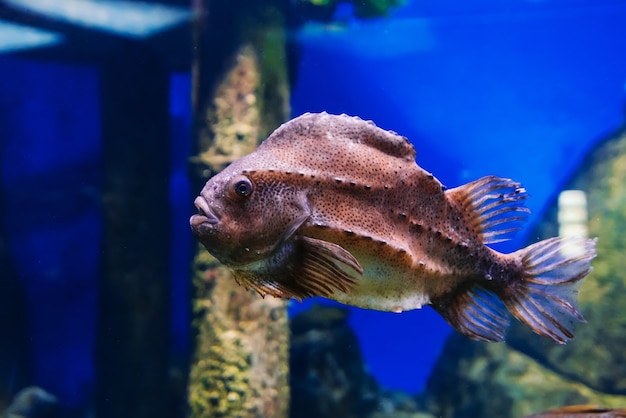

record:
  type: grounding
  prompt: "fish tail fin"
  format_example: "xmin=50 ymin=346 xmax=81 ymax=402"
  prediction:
xmin=502 ymin=236 xmax=597 ymax=344
xmin=431 ymin=236 xmax=596 ymax=343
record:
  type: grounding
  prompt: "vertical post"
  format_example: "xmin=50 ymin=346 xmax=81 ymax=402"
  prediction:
xmin=0 ymin=213 xmax=30 ymax=410
xmin=97 ymin=45 xmax=171 ymax=418
xmin=188 ymin=0 xmax=290 ymax=417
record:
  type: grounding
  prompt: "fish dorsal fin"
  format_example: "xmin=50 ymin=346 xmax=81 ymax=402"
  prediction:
xmin=260 ymin=112 xmax=416 ymax=161
xmin=446 ymin=176 xmax=530 ymax=244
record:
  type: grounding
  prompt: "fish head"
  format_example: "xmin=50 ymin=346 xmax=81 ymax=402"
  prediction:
xmin=190 ymin=164 xmax=310 ymax=268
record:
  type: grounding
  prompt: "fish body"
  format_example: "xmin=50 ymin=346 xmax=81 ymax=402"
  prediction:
xmin=191 ymin=112 xmax=596 ymax=343
xmin=524 ymin=405 xmax=626 ymax=418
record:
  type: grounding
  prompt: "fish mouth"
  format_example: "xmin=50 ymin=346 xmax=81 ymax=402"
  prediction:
xmin=190 ymin=196 xmax=219 ymax=228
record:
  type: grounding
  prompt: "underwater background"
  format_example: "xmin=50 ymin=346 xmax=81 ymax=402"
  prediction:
xmin=1 ymin=0 xmax=626 ymax=417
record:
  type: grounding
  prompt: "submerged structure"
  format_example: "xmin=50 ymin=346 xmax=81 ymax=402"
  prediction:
xmin=424 ymin=124 xmax=626 ymax=417
xmin=1 ymin=0 xmax=625 ymax=417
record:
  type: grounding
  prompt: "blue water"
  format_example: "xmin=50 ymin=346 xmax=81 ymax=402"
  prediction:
xmin=291 ymin=0 xmax=626 ymax=393
xmin=0 ymin=59 xmax=101 ymax=407
xmin=1 ymin=0 xmax=626 ymax=411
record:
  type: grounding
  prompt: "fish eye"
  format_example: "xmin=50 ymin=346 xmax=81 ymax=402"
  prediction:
xmin=233 ymin=176 xmax=253 ymax=197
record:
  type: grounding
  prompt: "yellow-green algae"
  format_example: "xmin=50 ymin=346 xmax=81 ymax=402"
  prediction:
xmin=425 ymin=126 xmax=626 ymax=418
xmin=509 ymin=126 xmax=626 ymax=394
xmin=189 ymin=249 xmax=288 ymax=416
xmin=194 ymin=46 xmax=261 ymax=174
xmin=188 ymin=2 xmax=290 ymax=417
xmin=426 ymin=335 xmax=626 ymax=418
xmin=298 ymin=0 xmax=405 ymax=18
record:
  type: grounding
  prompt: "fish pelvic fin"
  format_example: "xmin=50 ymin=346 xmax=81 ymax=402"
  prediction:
xmin=503 ymin=236 xmax=597 ymax=344
xmin=431 ymin=236 xmax=596 ymax=343
xmin=447 ymin=175 xmax=530 ymax=244
xmin=232 ymin=236 xmax=363 ymax=301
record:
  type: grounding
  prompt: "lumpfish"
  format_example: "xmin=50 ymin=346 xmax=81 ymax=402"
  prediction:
xmin=190 ymin=112 xmax=596 ymax=343
xmin=524 ymin=405 xmax=626 ymax=418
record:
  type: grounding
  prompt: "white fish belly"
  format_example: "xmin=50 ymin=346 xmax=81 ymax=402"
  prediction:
xmin=329 ymin=251 xmax=431 ymax=313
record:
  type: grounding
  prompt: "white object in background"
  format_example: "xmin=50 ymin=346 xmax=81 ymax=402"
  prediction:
xmin=558 ymin=190 xmax=588 ymax=258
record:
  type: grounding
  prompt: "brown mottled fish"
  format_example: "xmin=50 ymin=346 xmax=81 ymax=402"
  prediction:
xmin=524 ymin=405 xmax=626 ymax=418
xmin=190 ymin=112 xmax=597 ymax=343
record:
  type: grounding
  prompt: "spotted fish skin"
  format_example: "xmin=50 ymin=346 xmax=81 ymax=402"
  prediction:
xmin=524 ymin=405 xmax=626 ymax=418
xmin=190 ymin=112 xmax=597 ymax=343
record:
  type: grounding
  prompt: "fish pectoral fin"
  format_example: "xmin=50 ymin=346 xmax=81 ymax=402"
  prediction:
xmin=447 ymin=176 xmax=530 ymax=244
xmin=431 ymin=285 xmax=510 ymax=343
xmin=299 ymin=236 xmax=364 ymax=276
xmin=277 ymin=236 xmax=363 ymax=300
xmin=232 ymin=236 xmax=363 ymax=301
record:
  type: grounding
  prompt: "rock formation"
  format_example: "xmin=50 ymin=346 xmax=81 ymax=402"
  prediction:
xmin=424 ymin=125 xmax=626 ymax=417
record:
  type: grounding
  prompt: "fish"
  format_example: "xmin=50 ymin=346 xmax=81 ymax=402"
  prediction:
xmin=190 ymin=112 xmax=597 ymax=343
xmin=524 ymin=405 xmax=626 ymax=418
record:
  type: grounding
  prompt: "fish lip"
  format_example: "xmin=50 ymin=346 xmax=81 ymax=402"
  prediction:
xmin=192 ymin=196 xmax=219 ymax=225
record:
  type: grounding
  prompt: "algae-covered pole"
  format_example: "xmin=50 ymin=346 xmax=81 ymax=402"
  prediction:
xmin=97 ymin=46 xmax=171 ymax=418
xmin=188 ymin=0 xmax=290 ymax=417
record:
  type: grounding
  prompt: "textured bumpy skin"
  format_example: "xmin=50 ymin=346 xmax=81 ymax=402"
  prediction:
xmin=190 ymin=112 xmax=597 ymax=343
